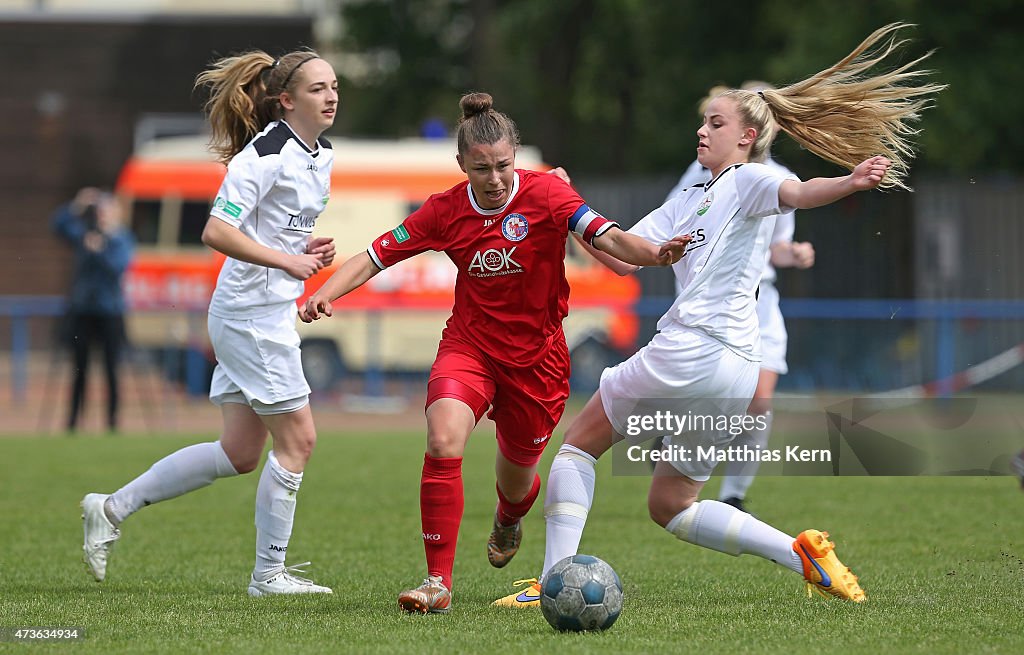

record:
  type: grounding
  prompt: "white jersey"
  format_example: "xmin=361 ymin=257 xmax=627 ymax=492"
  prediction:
xmin=667 ymin=158 xmax=795 ymax=284
xmin=630 ymin=162 xmax=797 ymax=360
xmin=208 ymin=120 xmax=334 ymax=319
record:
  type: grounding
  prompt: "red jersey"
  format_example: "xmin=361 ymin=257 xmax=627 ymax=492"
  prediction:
xmin=368 ymin=170 xmax=617 ymax=366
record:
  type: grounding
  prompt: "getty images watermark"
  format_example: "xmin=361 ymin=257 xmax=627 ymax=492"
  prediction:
xmin=608 ymin=395 xmax=1024 ymax=477
xmin=622 ymin=410 xmax=831 ymax=465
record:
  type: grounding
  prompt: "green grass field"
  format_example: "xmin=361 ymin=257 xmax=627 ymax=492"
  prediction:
xmin=2 ymin=431 xmax=1022 ymax=654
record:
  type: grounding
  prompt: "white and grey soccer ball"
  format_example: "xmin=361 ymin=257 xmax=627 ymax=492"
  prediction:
xmin=540 ymin=554 xmax=623 ymax=632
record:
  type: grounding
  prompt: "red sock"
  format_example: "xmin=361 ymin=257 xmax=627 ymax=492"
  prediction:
xmin=420 ymin=453 xmax=463 ymax=591
xmin=496 ymin=473 xmax=541 ymax=527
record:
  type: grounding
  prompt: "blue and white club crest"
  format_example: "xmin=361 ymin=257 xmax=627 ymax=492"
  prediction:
xmin=501 ymin=213 xmax=529 ymax=241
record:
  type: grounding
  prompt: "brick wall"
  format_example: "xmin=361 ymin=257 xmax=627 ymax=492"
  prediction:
xmin=0 ymin=15 xmax=313 ymax=345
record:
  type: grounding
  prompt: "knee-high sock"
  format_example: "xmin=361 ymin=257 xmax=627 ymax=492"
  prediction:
xmin=719 ymin=412 xmax=772 ymax=501
xmin=542 ymin=444 xmax=597 ymax=579
xmin=420 ymin=453 xmax=463 ymax=591
xmin=106 ymin=441 xmax=238 ymax=526
xmin=253 ymin=451 xmax=303 ymax=581
xmin=496 ymin=474 xmax=541 ymax=527
xmin=666 ymin=499 xmax=803 ymax=574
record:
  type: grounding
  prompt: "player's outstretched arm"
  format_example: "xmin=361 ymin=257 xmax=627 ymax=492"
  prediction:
xmin=300 ymin=250 xmax=382 ymax=322
xmin=571 ymin=232 xmax=639 ymax=276
xmin=593 ymin=227 xmax=691 ymax=269
xmin=779 ymin=156 xmax=892 ymax=210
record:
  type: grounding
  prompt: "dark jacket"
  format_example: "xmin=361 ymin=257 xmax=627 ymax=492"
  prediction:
xmin=51 ymin=203 xmax=135 ymax=315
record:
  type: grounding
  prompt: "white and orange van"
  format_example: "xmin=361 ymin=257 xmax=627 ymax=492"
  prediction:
xmin=115 ymin=135 xmax=639 ymax=392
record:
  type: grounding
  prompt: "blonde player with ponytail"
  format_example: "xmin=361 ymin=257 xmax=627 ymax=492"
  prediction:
xmin=496 ymin=23 xmax=945 ymax=607
xmin=664 ymin=80 xmax=814 ymax=514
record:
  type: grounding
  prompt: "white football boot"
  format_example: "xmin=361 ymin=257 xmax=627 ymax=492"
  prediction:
xmin=247 ymin=562 xmax=333 ymax=597
xmin=81 ymin=493 xmax=120 ymax=582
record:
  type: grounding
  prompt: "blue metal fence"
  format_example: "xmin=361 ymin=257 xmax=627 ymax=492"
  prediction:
xmin=634 ymin=297 xmax=1024 ymax=393
xmin=4 ymin=295 xmax=1024 ymax=402
xmin=1 ymin=295 xmax=65 ymax=403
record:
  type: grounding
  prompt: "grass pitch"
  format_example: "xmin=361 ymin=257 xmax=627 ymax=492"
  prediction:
xmin=1 ymin=430 xmax=1022 ymax=654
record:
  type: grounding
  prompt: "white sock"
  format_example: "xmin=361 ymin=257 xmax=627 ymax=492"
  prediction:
xmin=666 ymin=499 xmax=803 ymax=574
xmin=718 ymin=412 xmax=772 ymax=501
xmin=542 ymin=444 xmax=597 ymax=579
xmin=105 ymin=441 xmax=238 ymax=526
xmin=254 ymin=451 xmax=303 ymax=582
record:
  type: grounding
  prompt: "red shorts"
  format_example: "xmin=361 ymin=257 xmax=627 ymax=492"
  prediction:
xmin=426 ymin=331 xmax=571 ymax=467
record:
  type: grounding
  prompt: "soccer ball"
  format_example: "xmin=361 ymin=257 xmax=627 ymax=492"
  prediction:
xmin=540 ymin=554 xmax=623 ymax=632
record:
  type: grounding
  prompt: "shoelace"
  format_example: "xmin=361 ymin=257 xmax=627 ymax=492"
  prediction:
xmin=511 ymin=577 xmax=539 ymax=590
xmin=418 ymin=576 xmax=446 ymax=590
xmin=280 ymin=561 xmax=317 ymax=585
xmin=91 ymin=528 xmax=120 ymax=547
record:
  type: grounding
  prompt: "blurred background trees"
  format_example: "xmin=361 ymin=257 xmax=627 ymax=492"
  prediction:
xmin=1 ymin=0 xmax=1019 ymax=393
xmin=333 ymin=0 xmax=1020 ymax=178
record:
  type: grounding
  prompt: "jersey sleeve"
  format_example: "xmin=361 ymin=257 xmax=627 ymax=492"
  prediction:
xmin=735 ymin=163 xmax=799 ymax=220
xmin=626 ymin=197 xmax=685 ymax=244
xmin=209 ymin=148 xmax=273 ymax=226
xmin=368 ymin=197 xmax=443 ymax=269
xmin=546 ymin=176 xmax=619 ymax=244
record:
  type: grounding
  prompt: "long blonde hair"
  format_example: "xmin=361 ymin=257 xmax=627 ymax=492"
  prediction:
xmin=194 ymin=49 xmax=322 ymax=164
xmin=723 ymin=24 xmax=945 ymax=190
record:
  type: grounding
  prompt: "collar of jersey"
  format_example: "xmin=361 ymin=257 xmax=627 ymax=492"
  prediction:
xmin=466 ymin=171 xmax=521 ymax=215
xmin=704 ymin=162 xmax=744 ymax=191
xmin=278 ymin=119 xmax=320 ymax=156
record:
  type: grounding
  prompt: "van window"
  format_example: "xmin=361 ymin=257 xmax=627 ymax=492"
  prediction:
xmin=179 ymin=200 xmax=210 ymax=245
xmin=131 ymin=199 xmax=161 ymax=245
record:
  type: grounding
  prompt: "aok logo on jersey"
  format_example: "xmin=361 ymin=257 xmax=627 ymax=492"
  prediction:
xmin=468 ymin=247 xmax=523 ymax=278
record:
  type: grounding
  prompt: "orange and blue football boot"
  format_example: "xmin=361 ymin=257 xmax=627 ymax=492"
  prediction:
xmin=491 ymin=578 xmax=541 ymax=608
xmin=793 ymin=529 xmax=866 ymax=603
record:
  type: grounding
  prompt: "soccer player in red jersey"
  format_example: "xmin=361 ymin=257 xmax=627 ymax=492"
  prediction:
xmin=300 ymin=92 xmax=688 ymax=613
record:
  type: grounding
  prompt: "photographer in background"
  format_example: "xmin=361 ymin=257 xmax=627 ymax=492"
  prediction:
xmin=52 ymin=187 xmax=135 ymax=433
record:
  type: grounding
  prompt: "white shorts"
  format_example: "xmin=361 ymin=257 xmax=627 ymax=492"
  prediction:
xmin=756 ymin=283 xmax=788 ymax=375
xmin=599 ymin=327 xmax=759 ymax=482
xmin=208 ymin=302 xmax=310 ymax=415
